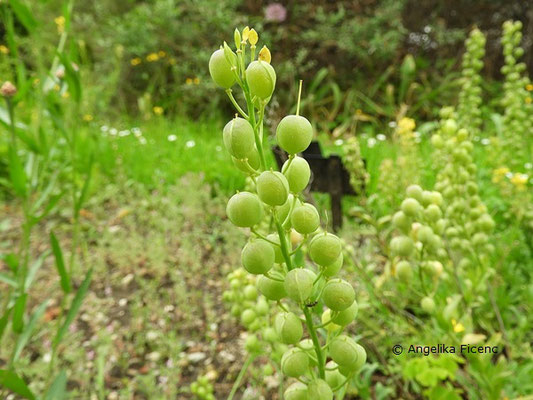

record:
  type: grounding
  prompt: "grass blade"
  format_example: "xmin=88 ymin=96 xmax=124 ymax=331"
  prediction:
xmin=8 ymin=0 xmax=38 ymax=33
xmin=24 ymin=250 xmax=49 ymax=291
xmin=0 ymin=369 xmax=35 ymax=399
xmin=12 ymin=293 xmax=27 ymax=333
xmin=50 ymin=232 xmax=71 ymax=294
xmin=0 ymin=308 xmax=12 ymax=341
xmin=0 ymin=272 xmax=18 ymax=288
xmin=45 ymin=370 xmax=67 ymax=400
xmin=12 ymin=299 xmax=50 ymax=363
xmin=8 ymin=145 xmax=27 ymax=198
xmin=53 ymin=268 xmax=93 ymax=347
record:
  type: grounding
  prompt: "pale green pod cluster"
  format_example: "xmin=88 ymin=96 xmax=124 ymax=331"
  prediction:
xmin=190 ymin=375 xmax=215 ymax=400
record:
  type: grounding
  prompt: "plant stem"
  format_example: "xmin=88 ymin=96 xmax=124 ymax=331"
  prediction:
xmin=225 ymin=89 xmax=248 ymax=119
xmin=296 ymin=80 xmax=303 ymax=116
xmin=303 ymin=306 xmax=325 ymax=379
xmin=227 ymin=355 xmax=254 ymax=400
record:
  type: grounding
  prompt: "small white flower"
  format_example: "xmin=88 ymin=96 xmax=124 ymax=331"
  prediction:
xmin=167 ymin=134 xmax=177 ymax=142
xmin=119 ymin=130 xmax=130 ymax=137
xmin=43 ymin=352 xmax=52 ymax=363
xmin=481 ymin=138 xmax=490 ymax=145
xmin=185 ymin=140 xmax=196 ymax=148
xmin=367 ymin=138 xmax=377 ymax=148
xmin=215 ymin=145 xmax=222 ymax=152
xmin=524 ymin=163 xmax=532 ymax=170
xmin=388 ymin=121 xmax=397 ymax=128
xmin=377 ymin=134 xmax=386 ymax=141
xmin=414 ymin=131 xmax=421 ymax=138
xmin=505 ymin=172 xmax=513 ymax=179
xmin=334 ymin=139 xmax=344 ymax=146
xmin=109 ymin=128 xmax=118 ymax=136
xmin=139 ymin=137 xmax=147 ymax=145
xmin=100 ymin=125 xmax=109 ymax=132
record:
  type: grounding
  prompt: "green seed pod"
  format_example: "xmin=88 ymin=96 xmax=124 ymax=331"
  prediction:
xmin=266 ymin=233 xmax=284 ymax=263
xmin=395 ymin=260 xmax=412 ymax=282
xmin=308 ymin=379 xmax=333 ymax=400
xmin=421 ymin=296 xmax=435 ymax=313
xmin=223 ymin=117 xmax=255 ymax=159
xmin=309 ymin=233 xmax=342 ymax=266
xmin=392 ymin=211 xmax=411 ymax=233
xmin=284 ymin=268 xmax=315 ymax=303
xmin=325 ymin=361 xmax=343 ymax=389
xmin=424 ymin=204 xmax=442 ymax=222
xmin=245 ymin=334 xmax=261 ymax=353
xmin=276 ymin=115 xmax=313 ymax=154
xmin=257 ymin=170 xmax=290 ymax=206
xmin=322 ymin=279 xmax=355 ymax=311
xmin=282 ymin=156 xmax=311 ymax=193
xmin=241 ymin=239 xmax=275 ymax=274
xmin=255 ymin=297 xmax=269 ymax=315
xmin=331 ymin=300 xmax=358 ymax=326
xmin=406 ymin=185 xmax=423 ymax=203
xmin=330 ymin=335 xmax=366 ymax=371
xmin=241 ymin=309 xmax=256 ymax=326
xmin=246 ymin=60 xmax=276 ymax=100
xmin=401 ymin=198 xmax=421 ymax=217
xmin=263 ymin=327 xmax=278 ymax=343
xmin=277 ymin=194 xmax=295 ymax=223
xmin=390 ymin=236 xmax=414 ymax=257
xmin=281 ymin=348 xmax=309 ymax=377
xmin=244 ymin=284 xmax=258 ymax=300
xmin=298 ymin=338 xmax=318 ymax=366
xmin=417 ymin=225 xmax=434 ymax=245
xmin=208 ymin=49 xmax=235 ymax=89
xmin=284 ymin=382 xmax=308 ymax=400
xmin=257 ymin=275 xmax=286 ymax=301
xmin=232 ymin=146 xmax=261 ymax=173
xmin=275 ymin=312 xmax=303 ymax=344
xmin=291 ymin=203 xmax=320 ymax=234
xmin=322 ymin=253 xmax=343 ymax=277
xmin=321 ymin=310 xmax=341 ymax=333
xmin=226 ymin=192 xmax=263 ymax=227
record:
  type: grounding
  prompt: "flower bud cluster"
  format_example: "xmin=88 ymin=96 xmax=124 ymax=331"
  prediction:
xmin=210 ymin=27 xmax=365 ymax=396
xmin=499 ymin=20 xmax=533 ymax=169
xmin=457 ymin=28 xmax=485 ymax=138
xmin=190 ymin=375 xmax=215 ymax=400
xmin=342 ymin=136 xmax=369 ymax=194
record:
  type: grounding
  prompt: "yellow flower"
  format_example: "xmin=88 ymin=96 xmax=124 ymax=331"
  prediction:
xmin=258 ymin=45 xmax=271 ymax=63
xmin=510 ymin=173 xmax=528 ymax=191
xmin=492 ymin=166 xmax=510 ymax=184
xmin=53 ymin=84 xmax=61 ymax=92
xmin=54 ymin=16 xmax=65 ymax=34
xmin=526 ymin=97 xmax=532 ymax=104
xmin=193 ymin=77 xmax=200 ymax=85
xmin=153 ymin=106 xmax=163 ymax=115
xmin=62 ymin=91 xmax=70 ymax=99
xmin=0 ymin=45 xmax=9 ymax=54
xmin=526 ymin=84 xmax=533 ymax=91
xmin=186 ymin=78 xmax=193 ymax=85
xmin=168 ymin=57 xmax=176 ymax=65
xmin=83 ymin=114 xmax=93 ymax=122
xmin=451 ymin=318 xmax=465 ymax=333
xmin=146 ymin=53 xmax=159 ymax=62
xmin=397 ymin=117 xmax=416 ymax=135
xmin=248 ymin=29 xmax=258 ymax=46
xmin=130 ymin=57 xmax=142 ymax=66
xmin=158 ymin=50 xmax=166 ymax=58
xmin=242 ymin=26 xmax=250 ymax=42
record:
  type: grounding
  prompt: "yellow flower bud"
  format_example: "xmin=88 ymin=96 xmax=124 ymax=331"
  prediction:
xmin=242 ymin=26 xmax=250 ymax=42
xmin=259 ymin=45 xmax=271 ymax=64
xmin=249 ymin=29 xmax=258 ymax=46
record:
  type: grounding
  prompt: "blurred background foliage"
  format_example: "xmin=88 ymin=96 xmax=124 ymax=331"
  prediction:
xmin=9 ymin=0 xmax=533 ymax=124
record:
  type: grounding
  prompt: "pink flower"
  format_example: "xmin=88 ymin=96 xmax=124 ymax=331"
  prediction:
xmin=265 ymin=3 xmax=287 ymax=22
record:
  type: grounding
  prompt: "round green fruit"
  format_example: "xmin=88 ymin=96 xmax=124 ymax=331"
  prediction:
xmin=406 ymin=185 xmax=423 ymax=202
xmin=241 ymin=309 xmax=256 ymax=326
xmin=291 ymin=203 xmax=320 ymax=234
xmin=232 ymin=146 xmax=260 ymax=173
xmin=392 ymin=211 xmax=410 ymax=233
xmin=257 ymin=170 xmax=290 ymax=206
xmin=281 ymin=348 xmax=309 ymax=377
xmin=284 ymin=268 xmax=315 ymax=303
xmin=308 ymin=379 xmax=333 ymax=400
xmin=276 ymin=115 xmax=313 ymax=154
xmin=226 ymin=192 xmax=263 ymax=227
xmin=395 ymin=260 xmax=412 ymax=282
xmin=421 ymin=296 xmax=435 ymax=313
xmin=266 ymin=233 xmax=284 ymax=263
xmin=390 ymin=236 xmax=414 ymax=257
xmin=208 ymin=49 xmax=235 ymax=89
xmin=330 ymin=335 xmax=366 ymax=371
xmin=325 ymin=361 xmax=343 ymax=389
xmin=322 ymin=279 xmax=355 ymax=311
xmin=275 ymin=312 xmax=303 ymax=344
xmin=284 ymin=382 xmax=308 ymax=400
xmin=257 ymin=275 xmax=286 ymax=301
xmin=401 ymin=198 xmax=421 ymax=217
xmin=241 ymin=239 xmax=275 ymax=274
xmin=309 ymin=233 xmax=342 ymax=266
xmin=244 ymin=284 xmax=258 ymax=300
xmin=223 ymin=117 xmax=255 ymax=159
xmin=322 ymin=253 xmax=343 ymax=277
xmin=282 ymin=156 xmax=311 ymax=193
xmin=246 ymin=60 xmax=276 ymax=100
xmin=331 ymin=300 xmax=358 ymax=326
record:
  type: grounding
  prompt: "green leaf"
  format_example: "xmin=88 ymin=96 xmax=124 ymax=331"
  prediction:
xmin=50 ymin=232 xmax=71 ymax=294
xmin=13 ymin=299 xmax=50 ymax=362
xmin=0 ymin=272 xmax=18 ymax=288
xmin=25 ymin=251 xmax=49 ymax=291
xmin=54 ymin=268 xmax=92 ymax=347
xmin=0 ymin=308 xmax=12 ymax=341
xmin=45 ymin=370 xmax=67 ymax=400
xmin=75 ymin=156 xmax=94 ymax=214
xmin=58 ymin=52 xmax=82 ymax=104
xmin=8 ymin=0 xmax=38 ymax=33
xmin=0 ymin=369 xmax=35 ymax=399
xmin=8 ymin=145 xmax=27 ymax=198
xmin=12 ymin=293 xmax=28 ymax=333
xmin=4 ymin=253 xmax=19 ymax=273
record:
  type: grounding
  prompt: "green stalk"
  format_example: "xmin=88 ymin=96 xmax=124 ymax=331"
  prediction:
xmin=227 ymin=355 xmax=255 ymax=400
xmin=303 ymin=307 xmax=325 ymax=379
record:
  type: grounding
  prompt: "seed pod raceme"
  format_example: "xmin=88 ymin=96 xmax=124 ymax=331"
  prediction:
xmin=309 ymin=233 xmax=342 ymax=266
xmin=223 ymin=117 xmax=255 ymax=158
xmin=226 ymin=192 xmax=263 ymax=227
xmin=330 ymin=335 xmax=366 ymax=372
xmin=241 ymin=239 xmax=275 ymax=274
xmin=208 ymin=48 xmax=236 ymax=89
xmin=291 ymin=203 xmax=320 ymax=234
xmin=322 ymin=279 xmax=355 ymax=311
xmin=246 ymin=60 xmax=276 ymax=100
xmin=275 ymin=312 xmax=303 ymax=344
xmin=282 ymin=156 xmax=311 ymax=193
xmin=284 ymin=268 xmax=316 ymax=303
xmin=256 ymin=170 xmax=290 ymax=206
xmin=276 ymin=115 xmax=313 ymax=155
xmin=281 ymin=347 xmax=309 ymax=377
